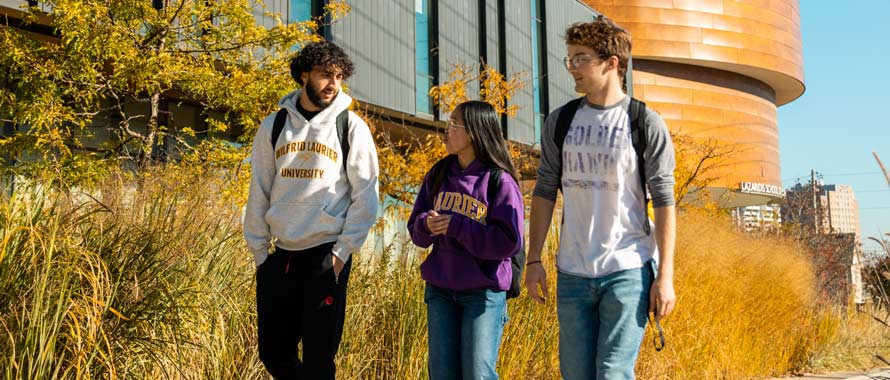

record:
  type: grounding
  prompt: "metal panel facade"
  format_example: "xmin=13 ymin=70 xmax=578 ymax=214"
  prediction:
xmin=243 ymin=0 xmax=598 ymax=147
xmin=0 ymin=0 xmax=23 ymax=9
xmin=504 ymin=0 xmax=534 ymax=145
xmin=546 ymin=1 xmax=598 ymax=111
xmin=331 ymin=0 xmax=415 ymax=114
xmin=251 ymin=0 xmax=287 ymax=30
xmin=247 ymin=0 xmax=597 ymax=146
xmin=437 ymin=1 xmax=479 ymax=119
xmin=484 ymin=0 xmax=499 ymax=70
xmin=1 ymin=0 xmax=51 ymax=12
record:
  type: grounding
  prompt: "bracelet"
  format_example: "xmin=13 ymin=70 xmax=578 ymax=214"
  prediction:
xmin=526 ymin=260 xmax=542 ymax=267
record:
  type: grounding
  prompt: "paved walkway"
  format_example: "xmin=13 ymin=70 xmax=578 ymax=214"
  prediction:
xmin=777 ymin=369 xmax=890 ymax=380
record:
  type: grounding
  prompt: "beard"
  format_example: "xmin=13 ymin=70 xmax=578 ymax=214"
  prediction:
xmin=305 ymin=80 xmax=337 ymax=109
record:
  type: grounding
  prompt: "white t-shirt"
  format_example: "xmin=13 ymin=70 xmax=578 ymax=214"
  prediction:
xmin=533 ymin=96 xmax=676 ymax=278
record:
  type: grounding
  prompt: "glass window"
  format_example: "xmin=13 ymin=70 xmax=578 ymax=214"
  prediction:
xmin=530 ymin=0 xmax=546 ymax=144
xmin=290 ymin=0 xmax=313 ymax=24
xmin=415 ymin=0 xmax=434 ymax=116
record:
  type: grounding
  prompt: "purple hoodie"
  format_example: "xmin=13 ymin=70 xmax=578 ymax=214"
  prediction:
xmin=407 ymin=158 xmax=524 ymax=292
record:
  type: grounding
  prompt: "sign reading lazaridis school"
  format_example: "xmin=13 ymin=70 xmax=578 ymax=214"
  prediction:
xmin=739 ymin=182 xmax=784 ymax=198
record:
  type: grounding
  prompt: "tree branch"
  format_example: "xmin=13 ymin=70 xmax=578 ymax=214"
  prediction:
xmin=106 ymin=84 xmax=146 ymax=142
xmin=73 ymin=105 xmax=118 ymax=118
xmin=168 ymin=133 xmax=194 ymax=151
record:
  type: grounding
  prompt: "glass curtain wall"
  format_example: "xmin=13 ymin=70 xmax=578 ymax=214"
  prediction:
xmin=415 ymin=0 xmax=434 ymax=116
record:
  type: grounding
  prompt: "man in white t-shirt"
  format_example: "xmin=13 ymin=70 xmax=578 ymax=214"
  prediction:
xmin=524 ymin=15 xmax=677 ymax=380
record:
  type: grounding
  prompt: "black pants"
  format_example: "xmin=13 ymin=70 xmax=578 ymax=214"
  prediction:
xmin=256 ymin=242 xmax=352 ymax=380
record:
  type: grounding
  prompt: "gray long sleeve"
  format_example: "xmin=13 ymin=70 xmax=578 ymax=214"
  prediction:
xmin=532 ymin=105 xmax=567 ymax=202
xmin=642 ymin=107 xmax=676 ymax=208
xmin=532 ymin=98 xmax=675 ymax=207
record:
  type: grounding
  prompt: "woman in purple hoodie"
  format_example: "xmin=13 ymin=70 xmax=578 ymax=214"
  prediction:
xmin=407 ymin=101 xmax=525 ymax=380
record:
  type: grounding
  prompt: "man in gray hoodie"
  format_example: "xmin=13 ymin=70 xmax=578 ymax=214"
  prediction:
xmin=243 ymin=41 xmax=379 ymax=380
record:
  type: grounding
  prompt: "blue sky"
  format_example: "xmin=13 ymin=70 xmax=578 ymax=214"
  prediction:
xmin=777 ymin=1 xmax=890 ymax=254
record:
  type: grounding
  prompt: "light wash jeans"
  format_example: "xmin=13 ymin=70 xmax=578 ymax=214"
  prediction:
xmin=556 ymin=261 xmax=654 ymax=380
xmin=424 ymin=283 xmax=508 ymax=380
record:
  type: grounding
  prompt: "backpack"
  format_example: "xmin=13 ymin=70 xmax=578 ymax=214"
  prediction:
xmin=553 ymin=97 xmax=651 ymax=235
xmin=427 ymin=155 xmax=527 ymax=299
xmin=270 ymin=108 xmax=350 ymax=173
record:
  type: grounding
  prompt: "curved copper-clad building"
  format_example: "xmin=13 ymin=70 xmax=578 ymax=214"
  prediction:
xmin=584 ymin=0 xmax=805 ymax=206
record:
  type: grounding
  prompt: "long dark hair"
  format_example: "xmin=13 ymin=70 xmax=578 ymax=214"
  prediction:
xmin=456 ymin=100 xmax=519 ymax=182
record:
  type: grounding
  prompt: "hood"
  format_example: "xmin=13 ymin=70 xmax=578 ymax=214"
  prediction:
xmin=277 ymin=87 xmax=354 ymax=124
xmin=447 ymin=157 xmax=491 ymax=177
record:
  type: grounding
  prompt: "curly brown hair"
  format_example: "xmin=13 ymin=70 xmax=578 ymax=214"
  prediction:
xmin=564 ymin=15 xmax=632 ymax=79
xmin=290 ymin=41 xmax=355 ymax=86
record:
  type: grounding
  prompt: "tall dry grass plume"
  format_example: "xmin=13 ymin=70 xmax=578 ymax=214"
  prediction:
xmin=0 ymin=60 xmax=872 ymax=377
xmin=0 ymin=172 xmax=265 ymax=379
xmin=636 ymin=210 xmax=838 ymax=379
xmin=0 ymin=166 xmax=847 ymax=379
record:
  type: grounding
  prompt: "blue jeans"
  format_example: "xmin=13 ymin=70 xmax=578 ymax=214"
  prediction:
xmin=424 ymin=283 xmax=508 ymax=380
xmin=556 ymin=262 xmax=654 ymax=380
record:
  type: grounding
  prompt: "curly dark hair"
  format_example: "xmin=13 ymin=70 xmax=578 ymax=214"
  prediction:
xmin=289 ymin=41 xmax=355 ymax=86
xmin=565 ymin=15 xmax=632 ymax=79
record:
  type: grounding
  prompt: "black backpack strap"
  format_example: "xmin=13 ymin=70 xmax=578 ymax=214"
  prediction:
xmin=427 ymin=155 xmax=456 ymax=205
xmin=486 ymin=168 xmax=503 ymax=206
xmin=336 ymin=109 xmax=350 ymax=173
xmin=554 ymin=97 xmax=583 ymax=152
xmin=554 ymin=97 xmax=584 ymax=192
xmin=486 ymin=168 xmax=525 ymax=299
xmin=270 ymin=109 xmax=288 ymax=148
xmin=629 ymin=98 xmax=651 ymax=235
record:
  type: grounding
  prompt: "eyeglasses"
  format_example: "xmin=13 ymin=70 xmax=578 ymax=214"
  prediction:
xmin=563 ymin=54 xmax=599 ymax=70
xmin=446 ymin=120 xmax=467 ymax=131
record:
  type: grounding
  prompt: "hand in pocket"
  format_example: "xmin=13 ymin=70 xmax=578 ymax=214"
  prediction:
xmin=332 ymin=254 xmax=345 ymax=278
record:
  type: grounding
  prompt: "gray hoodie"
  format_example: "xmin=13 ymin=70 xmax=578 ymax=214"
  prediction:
xmin=243 ymin=89 xmax=379 ymax=266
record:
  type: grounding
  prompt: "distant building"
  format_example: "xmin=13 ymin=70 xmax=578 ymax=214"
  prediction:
xmin=785 ymin=182 xmax=861 ymax=238
xmin=851 ymin=246 xmax=864 ymax=305
xmin=784 ymin=182 xmax=864 ymax=305
xmin=825 ymin=233 xmax=865 ymax=306
xmin=731 ymin=204 xmax=782 ymax=232
xmin=820 ymin=184 xmax=861 ymax=237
